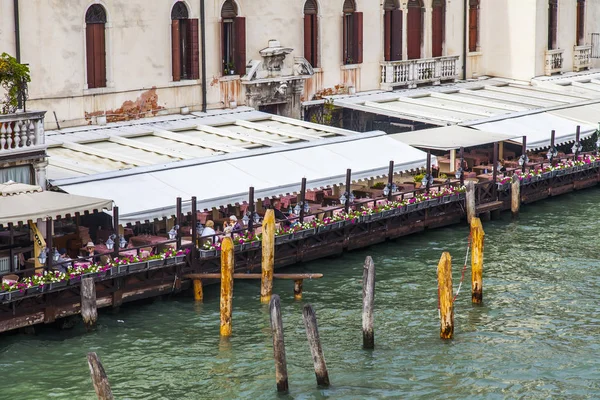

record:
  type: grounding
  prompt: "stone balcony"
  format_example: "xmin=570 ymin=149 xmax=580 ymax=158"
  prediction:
xmin=544 ymin=49 xmax=564 ymax=76
xmin=573 ymin=45 xmax=592 ymax=72
xmin=0 ymin=111 xmax=47 ymax=159
xmin=380 ymin=55 xmax=459 ymax=90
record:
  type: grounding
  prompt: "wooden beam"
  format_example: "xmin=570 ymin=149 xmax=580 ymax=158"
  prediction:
xmin=430 ymin=92 xmax=527 ymax=112
xmin=151 ymin=128 xmax=244 ymax=153
xmin=197 ymin=124 xmax=285 ymax=147
xmin=483 ymin=85 xmax=571 ymax=103
xmin=269 ymin=115 xmax=352 ymax=136
xmin=183 ymin=273 xmax=323 ymax=280
xmin=399 ymin=96 xmax=494 ymax=117
xmin=235 ymin=120 xmax=322 ymax=142
xmin=458 ymin=89 xmax=551 ymax=108
xmin=363 ymin=101 xmax=464 ymax=123
xmin=61 ymin=142 xmax=151 ymax=167
xmin=47 ymin=156 xmax=108 ymax=175
xmin=108 ymin=136 xmax=193 ymax=160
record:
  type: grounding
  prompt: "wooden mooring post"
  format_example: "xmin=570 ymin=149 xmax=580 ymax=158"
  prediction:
xmin=220 ymin=237 xmax=234 ymax=337
xmin=261 ymin=209 xmax=275 ymax=304
xmin=437 ymin=252 xmax=454 ymax=340
xmin=294 ymin=279 xmax=303 ymax=300
xmin=87 ymin=352 xmax=114 ymax=400
xmin=470 ymin=217 xmax=485 ymax=304
xmin=465 ymin=180 xmax=476 ymax=224
xmin=303 ymin=304 xmax=330 ymax=387
xmin=511 ymin=174 xmax=520 ymax=217
xmin=362 ymin=256 xmax=375 ymax=349
xmin=269 ymin=294 xmax=289 ymax=393
xmin=193 ymin=279 xmax=203 ymax=302
xmin=81 ymin=277 xmax=98 ymax=332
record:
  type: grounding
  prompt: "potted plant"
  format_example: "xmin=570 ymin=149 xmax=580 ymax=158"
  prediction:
xmin=413 ymin=173 xmax=425 ymax=189
xmin=146 ymin=254 xmax=163 ymax=269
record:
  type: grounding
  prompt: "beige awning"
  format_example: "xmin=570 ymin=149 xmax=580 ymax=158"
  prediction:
xmin=389 ymin=126 xmax=519 ymax=151
xmin=547 ymin=103 xmax=600 ymax=126
xmin=0 ymin=181 xmax=113 ymax=227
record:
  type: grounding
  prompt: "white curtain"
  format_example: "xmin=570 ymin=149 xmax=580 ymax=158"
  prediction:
xmin=0 ymin=165 xmax=33 ymax=184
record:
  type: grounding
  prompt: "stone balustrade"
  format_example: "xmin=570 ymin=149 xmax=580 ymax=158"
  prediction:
xmin=544 ymin=49 xmax=564 ymax=76
xmin=573 ymin=45 xmax=592 ymax=72
xmin=0 ymin=111 xmax=47 ymax=157
xmin=380 ymin=55 xmax=459 ymax=90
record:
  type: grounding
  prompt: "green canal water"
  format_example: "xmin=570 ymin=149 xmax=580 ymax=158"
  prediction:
xmin=1 ymin=190 xmax=600 ymax=399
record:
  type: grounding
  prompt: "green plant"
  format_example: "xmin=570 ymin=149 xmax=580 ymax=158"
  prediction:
xmin=413 ymin=173 xmax=425 ymax=183
xmin=371 ymin=182 xmax=386 ymax=189
xmin=439 ymin=173 xmax=448 ymax=180
xmin=0 ymin=53 xmax=30 ymax=114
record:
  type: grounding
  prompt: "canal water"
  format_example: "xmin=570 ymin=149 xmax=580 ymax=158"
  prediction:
xmin=1 ymin=189 xmax=599 ymax=399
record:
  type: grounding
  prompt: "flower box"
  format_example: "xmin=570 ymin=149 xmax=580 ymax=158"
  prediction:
xmin=233 ymin=244 xmax=242 ymax=252
xmin=48 ymin=281 xmax=67 ymax=291
xmin=69 ymin=275 xmax=82 ymax=284
xmin=396 ymin=205 xmax=407 ymax=214
xmin=175 ymin=255 xmax=186 ymax=264
xmin=541 ymin=172 xmax=552 ymax=180
xmin=0 ymin=292 xmax=6 ymax=302
xmin=458 ymin=193 xmax=466 ymax=200
xmin=406 ymin=203 xmax=418 ymax=212
xmin=26 ymin=286 xmax=40 ymax=295
xmin=129 ymin=261 xmax=148 ymax=272
xmin=583 ymin=163 xmax=592 ymax=170
xmin=449 ymin=194 xmax=459 ymax=202
xmin=317 ymin=225 xmax=331 ymax=233
xmin=293 ymin=228 xmax=316 ymax=240
xmin=275 ymin=233 xmax=292 ymax=245
xmin=556 ymin=168 xmax=567 ymax=176
xmin=370 ymin=212 xmax=384 ymax=221
xmin=497 ymin=183 xmax=510 ymax=191
xmin=241 ymin=241 xmax=260 ymax=251
xmin=382 ymin=209 xmax=396 ymax=218
xmin=521 ymin=177 xmax=532 ymax=185
xmin=165 ymin=257 xmax=177 ymax=266
xmin=200 ymin=249 xmax=217 ymax=258
xmin=81 ymin=272 xmax=98 ymax=280
xmin=427 ymin=198 xmax=440 ymax=207
xmin=329 ymin=221 xmax=344 ymax=231
xmin=147 ymin=259 xmax=163 ymax=269
xmin=360 ymin=214 xmax=373 ymax=223
xmin=5 ymin=291 xmax=24 ymax=301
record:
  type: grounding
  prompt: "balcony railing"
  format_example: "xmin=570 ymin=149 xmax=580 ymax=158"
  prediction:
xmin=0 ymin=111 xmax=46 ymax=157
xmin=544 ymin=49 xmax=564 ymax=76
xmin=573 ymin=45 xmax=592 ymax=72
xmin=380 ymin=55 xmax=459 ymax=90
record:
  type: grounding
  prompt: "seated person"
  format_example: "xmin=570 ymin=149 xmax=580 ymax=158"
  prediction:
xmin=272 ymin=199 xmax=291 ymax=226
xmin=228 ymin=215 xmax=243 ymax=233
xmin=56 ymin=248 xmax=72 ymax=272
xmin=201 ymin=220 xmax=217 ymax=245
xmin=84 ymin=242 xmax=97 ymax=262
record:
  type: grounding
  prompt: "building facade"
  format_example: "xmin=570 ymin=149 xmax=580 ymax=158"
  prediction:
xmin=1 ymin=0 xmax=599 ymax=129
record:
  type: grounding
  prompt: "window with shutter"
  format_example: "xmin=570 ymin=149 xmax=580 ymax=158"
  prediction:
xmin=304 ymin=0 xmax=319 ymax=67
xmin=222 ymin=0 xmax=244 ymax=76
xmin=548 ymin=0 xmax=558 ymax=50
xmin=342 ymin=0 xmax=359 ymax=65
xmin=85 ymin=5 xmax=107 ymax=89
xmin=468 ymin=0 xmax=479 ymax=52
xmin=383 ymin=1 xmax=402 ymax=62
xmin=407 ymin=0 xmax=423 ymax=60
xmin=171 ymin=2 xmax=198 ymax=81
xmin=576 ymin=0 xmax=585 ymax=46
xmin=432 ymin=0 xmax=445 ymax=58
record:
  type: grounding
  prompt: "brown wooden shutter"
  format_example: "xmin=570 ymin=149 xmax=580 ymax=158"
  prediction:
xmin=172 ymin=20 xmax=181 ymax=81
xmin=468 ymin=6 xmax=478 ymax=52
xmin=576 ymin=1 xmax=585 ymax=46
xmin=548 ymin=2 xmax=558 ymax=50
xmin=86 ymin=25 xmax=96 ymax=88
xmin=407 ymin=6 xmax=422 ymax=60
xmin=304 ymin=15 xmax=313 ymax=65
xmin=187 ymin=19 xmax=199 ymax=79
xmin=384 ymin=11 xmax=391 ymax=61
xmin=93 ymin=24 xmax=106 ymax=88
xmin=234 ymin=17 xmax=246 ymax=76
xmin=343 ymin=15 xmax=348 ymax=64
xmin=432 ymin=4 xmax=443 ymax=57
xmin=391 ymin=9 xmax=403 ymax=61
xmin=354 ymin=12 xmax=363 ymax=64
xmin=311 ymin=15 xmax=318 ymax=67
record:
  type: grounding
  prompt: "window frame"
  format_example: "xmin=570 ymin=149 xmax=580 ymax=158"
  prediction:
xmin=85 ymin=4 xmax=107 ymax=89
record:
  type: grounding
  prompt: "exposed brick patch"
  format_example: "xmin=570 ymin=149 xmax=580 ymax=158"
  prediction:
xmin=85 ymin=87 xmax=164 ymax=123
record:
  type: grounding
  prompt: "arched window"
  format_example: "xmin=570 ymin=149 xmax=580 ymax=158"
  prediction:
xmin=221 ymin=0 xmax=246 ymax=76
xmin=342 ymin=0 xmax=363 ymax=65
xmin=548 ymin=0 xmax=558 ymax=50
xmin=432 ymin=0 xmax=445 ymax=57
xmin=407 ymin=0 xmax=423 ymax=60
xmin=576 ymin=0 xmax=585 ymax=46
xmin=383 ymin=0 xmax=402 ymax=61
xmin=468 ymin=0 xmax=480 ymax=52
xmin=85 ymin=4 xmax=107 ymax=89
xmin=304 ymin=0 xmax=319 ymax=67
xmin=171 ymin=2 xmax=199 ymax=81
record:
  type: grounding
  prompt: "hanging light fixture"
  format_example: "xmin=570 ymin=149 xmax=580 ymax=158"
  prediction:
xmin=348 ymin=192 xmax=355 ymax=203
xmin=339 ymin=193 xmax=347 ymax=204
xmin=288 ymin=205 xmax=293 ymax=215
xmin=546 ymin=146 xmax=558 ymax=161
xmin=119 ymin=236 xmax=127 ymax=249
xmin=303 ymin=202 xmax=310 ymax=213
xmin=454 ymin=167 xmax=463 ymax=180
xmin=168 ymin=225 xmax=179 ymax=240
xmin=105 ymin=235 xmax=115 ymax=250
xmin=572 ymin=141 xmax=582 ymax=155
xmin=383 ymin=186 xmax=390 ymax=197
xmin=196 ymin=222 xmax=204 ymax=236
xmin=38 ymin=248 xmax=48 ymax=265
xmin=253 ymin=212 xmax=260 ymax=224
xmin=242 ymin=213 xmax=250 ymax=226
xmin=52 ymin=248 xmax=61 ymax=262
xmin=294 ymin=203 xmax=301 ymax=215
xmin=518 ymin=154 xmax=529 ymax=166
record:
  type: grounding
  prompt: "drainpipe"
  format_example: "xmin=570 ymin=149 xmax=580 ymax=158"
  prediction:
xmin=13 ymin=0 xmax=20 ymax=62
xmin=462 ymin=0 xmax=468 ymax=80
xmin=200 ymin=0 xmax=207 ymax=112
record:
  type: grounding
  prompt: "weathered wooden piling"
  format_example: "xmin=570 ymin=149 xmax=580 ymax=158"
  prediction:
xmin=261 ymin=209 xmax=275 ymax=304
xmin=362 ymin=256 xmax=375 ymax=349
xmin=193 ymin=279 xmax=203 ymax=302
xmin=470 ymin=217 xmax=485 ymax=304
xmin=87 ymin=352 xmax=114 ymax=400
xmin=511 ymin=174 xmax=520 ymax=217
xmin=437 ymin=252 xmax=454 ymax=340
xmin=465 ymin=180 xmax=476 ymax=224
xmin=220 ymin=237 xmax=234 ymax=337
xmin=81 ymin=277 xmax=98 ymax=332
xmin=269 ymin=294 xmax=289 ymax=393
xmin=294 ymin=279 xmax=303 ymax=300
xmin=302 ymin=304 xmax=330 ymax=387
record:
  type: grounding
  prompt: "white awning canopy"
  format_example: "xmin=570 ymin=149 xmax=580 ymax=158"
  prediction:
xmin=547 ymin=103 xmax=600 ymax=127
xmin=389 ymin=126 xmax=519 ymax=151
xmin=52 ymin=134 xmax=433 ymax=224
xmin=470 ymin=113 xmax=596 ymax=151
xmin=0 ymin=181 xmax=113 ymax=227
